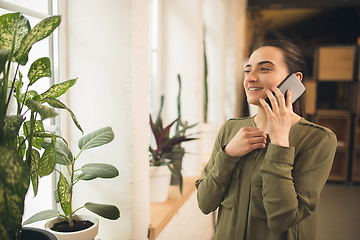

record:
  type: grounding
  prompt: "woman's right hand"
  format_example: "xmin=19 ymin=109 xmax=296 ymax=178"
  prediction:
xmin=224 ymin=127 xmax=267 ymax=157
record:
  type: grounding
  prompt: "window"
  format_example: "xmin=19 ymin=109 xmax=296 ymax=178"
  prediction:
xmin=0 ymin=0 xmax=60 ymax=228
xmin=150 ymin=0 xmax=160 ymax=116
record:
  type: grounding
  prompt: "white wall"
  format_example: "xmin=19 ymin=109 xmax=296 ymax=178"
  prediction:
xmin=203 ymin=0 xmax=226 ymax=124
xmin=61 ymin=0 xmax=150 ymax=239
xmin=160 ymin=0 xmax=204 ymax=177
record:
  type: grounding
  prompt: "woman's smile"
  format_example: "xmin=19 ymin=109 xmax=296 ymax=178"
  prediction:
xmin=248 ymin=87 xmax=263 ymax=92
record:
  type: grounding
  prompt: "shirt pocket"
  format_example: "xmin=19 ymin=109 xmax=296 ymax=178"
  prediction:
xmin=250 ymin=171 xmax=267 ymax=219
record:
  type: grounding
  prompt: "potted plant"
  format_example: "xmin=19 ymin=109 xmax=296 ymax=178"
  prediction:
xmin=149 ymin=85 xmax=198 ymax=201
xmin=23 ymin=126 xmax=120 ymax=240
xmin=0 ymin=12 xmax=82 ymax=240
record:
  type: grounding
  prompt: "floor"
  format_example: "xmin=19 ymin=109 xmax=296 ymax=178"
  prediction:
xmin=316 ymin=182 xmax=360 ymax=240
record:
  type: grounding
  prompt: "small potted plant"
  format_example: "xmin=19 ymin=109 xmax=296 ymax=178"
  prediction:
xmin=149 ymin=92 xmax=198 ymax=202
xmin=23 ymin=126 xmax=120 ymax=240
xmin=0 ymin=12 xmax=82 ymax=240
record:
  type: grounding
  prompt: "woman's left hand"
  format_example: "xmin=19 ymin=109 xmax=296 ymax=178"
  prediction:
xmin=260 ymin=87 xmax=293 ymax=147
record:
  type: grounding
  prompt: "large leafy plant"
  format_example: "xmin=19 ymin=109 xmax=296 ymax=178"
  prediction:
xmin=0 ymin=13 xmax=82 ymax=240
xmin=23 ymin=126 xmax=120 ymax=228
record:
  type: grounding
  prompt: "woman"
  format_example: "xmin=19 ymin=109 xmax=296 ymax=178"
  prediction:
xmin=195 ymin=40 xmax=337 ymax=240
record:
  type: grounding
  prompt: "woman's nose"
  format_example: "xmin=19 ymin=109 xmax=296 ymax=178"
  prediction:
xmin=245 ymin=71 xmax=257 ymax=82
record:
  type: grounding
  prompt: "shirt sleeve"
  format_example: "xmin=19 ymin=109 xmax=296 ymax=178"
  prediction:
xmin=195 ymin=123 xmax=240 ymax=214
xmin=260 ymin=131 xmax=337 ymax=232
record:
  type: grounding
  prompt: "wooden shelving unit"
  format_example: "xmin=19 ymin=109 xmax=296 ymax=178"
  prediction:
xmin=303 ymin=45 xmax=359 ymax=183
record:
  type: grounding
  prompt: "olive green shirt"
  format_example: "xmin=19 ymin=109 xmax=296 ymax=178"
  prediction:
xmin=195 ymin=117 xmax=337 ymax=240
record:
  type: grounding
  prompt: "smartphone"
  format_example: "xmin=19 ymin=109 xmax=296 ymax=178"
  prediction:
xmin=265 ymin=73 xmax=306 ymax=108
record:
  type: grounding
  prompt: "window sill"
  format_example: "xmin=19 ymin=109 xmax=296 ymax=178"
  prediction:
xmin=148 ymin=176 xmax=199 ymax=240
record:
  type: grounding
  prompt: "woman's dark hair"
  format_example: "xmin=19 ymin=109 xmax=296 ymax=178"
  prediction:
xmin=254 ymin=40 xmax=307 ymax=118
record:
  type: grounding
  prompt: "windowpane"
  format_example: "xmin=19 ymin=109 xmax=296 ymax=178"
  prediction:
xmin=0 ymin=0 xmax=58 ymax=228
xmin=1 ymin=0 xmax=49 ymax=15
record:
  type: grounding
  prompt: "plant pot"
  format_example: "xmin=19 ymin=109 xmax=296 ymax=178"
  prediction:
xmin=149 ymin=165 xmax=171 ymax=202
xmin=21 ymin=227 xmax=57 ymax=240
xmin=44 ymin=215 xmax=99 ymax=240
xmin=164 ymin=147 xmax=185 ymax=185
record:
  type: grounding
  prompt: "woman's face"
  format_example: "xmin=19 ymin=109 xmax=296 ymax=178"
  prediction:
xmin=243 ymin=46 xmax=290 ymax=106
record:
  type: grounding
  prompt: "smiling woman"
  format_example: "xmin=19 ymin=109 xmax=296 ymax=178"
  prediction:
xmin=196 ymin=39 xmax=337 ymax=240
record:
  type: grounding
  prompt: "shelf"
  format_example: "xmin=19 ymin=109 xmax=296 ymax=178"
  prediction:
xmin=328 ymin=149 xmax=349 ymax=181
xmin=303 ymin=80 xmax=317 ymax=115
xmin=315 ymin=113 xmax=351 ymax=147
xmin=148 ymin=176 xmax=198 ymax=240
xmin=307 ymin=45 xmax=359 ymax=183
xmin=357 ymin=84 xmax=360 ymax=113
xmin=316 ymin=109 xmax=351 ymax=115
xmin=316 ymin=82 xmax=352 ymax=111
xmin=352 ymin=150 xmax=360 ymax=182
xmin=355 ymin=117 xmax=360 ymax=148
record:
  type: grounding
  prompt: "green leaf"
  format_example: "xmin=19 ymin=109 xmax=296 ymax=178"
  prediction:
xmin=23 ymin=209 xmax=60 ymax=225
xmin=23 ymin=120 xmax=44 ymax=150
xmin=0 ymin=48 xmax=8 ymax=74
xmin=84 ymin=202 xmax=120 ymax=220
xmin=74 ymin=173 xmax=97 ymax=181
xmin=25 ymin=99 xmax=58 ymax=120
xmin=38 ymin=78 xmax=77 ymax=102
xmin=58 ymin=173 xmax=71 ymax=216
xmin=21 ymin=90 xmax=38 ymax=104
xmin=54 ymin=189 xmax=59 ymax=203
xmin=44 ymin=97 xmax=83 ymax=134
xmin=42 ymin=138 xmax=73 ymax=165
xmin=14 ymin=15 xmax=61 ymax=65
xmin=0 ymin=115 xmax=23 ymax=147
xmin=30 ymin=149 xmax=40 ymax=196
xmin=17 ymin=136 xmax=25 ymax=158
xmin=38 ymin=139 xmax=56 ymax=177
xmin=14 ymin=79 xmax=23 ymax=111
xmin=28 ymin=57 xmax=51 ymax=85
xmin=0 ymin=146 xmax=30 ymax=240
xmin=81 ymin=163 xmax=119 ymax=179
xmin=78 ymin=126 xmax=114 ymax=151
xmin=0 ymin=12 xmax=30 ymax=62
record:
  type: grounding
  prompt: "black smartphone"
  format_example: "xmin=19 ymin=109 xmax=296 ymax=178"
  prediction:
xmin=265 ymin=73 xmax=306 ymax=108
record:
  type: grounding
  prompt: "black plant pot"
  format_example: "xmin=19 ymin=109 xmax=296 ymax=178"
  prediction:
xmin=21 ymin=227 xmax=57 ymax=240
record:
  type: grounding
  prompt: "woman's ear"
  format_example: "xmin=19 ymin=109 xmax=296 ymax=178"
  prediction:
xmin=295 ymin=72 xmax=303 ymax=82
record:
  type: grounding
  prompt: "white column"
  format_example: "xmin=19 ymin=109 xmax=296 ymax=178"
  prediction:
xmin=203 ymin=0 xmax=226 ymax=124
xmin=160 ymin=0 xmax=204 ymax=177
xmin=62 ymin=0 xmax=150 ymax=239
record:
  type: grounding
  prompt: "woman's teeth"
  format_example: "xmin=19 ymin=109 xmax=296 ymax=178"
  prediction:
xmin=249 ymin=87 xmax=263 ymax=91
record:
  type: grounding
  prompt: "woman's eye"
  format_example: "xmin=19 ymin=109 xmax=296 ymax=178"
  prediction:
xmin=260 ymin=67 xmax=270 ymax=71
xmin=244 ymin=70 xmax=250 ymax=74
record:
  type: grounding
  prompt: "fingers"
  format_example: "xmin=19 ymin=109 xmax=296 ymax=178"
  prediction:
xmin=272 ymin=87 xmax=285 ymax=109
xmin=242 ymin=127 xmax=267 ymax=145
xmin=286 ymin=89 xmax=293 ymax=108
xmin=261 ymin=87 xmax=292 ymax=111
xmin=224 ymin=127 xmax=267 ymax=157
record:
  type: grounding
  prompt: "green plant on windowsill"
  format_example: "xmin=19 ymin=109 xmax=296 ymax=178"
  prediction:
xmin=0 ymin=12 xmax=83 ymax=240
xmin=23 ymin=126 xmax=120 ymax=231
xmin=149 ymin=93 xmax=198 ymax=194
